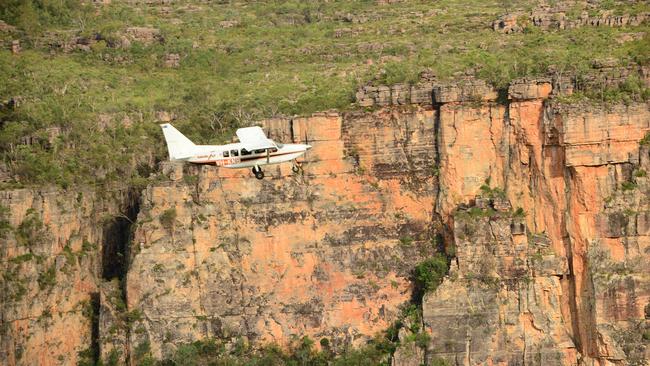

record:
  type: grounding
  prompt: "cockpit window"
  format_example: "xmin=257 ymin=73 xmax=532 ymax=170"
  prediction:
xmin=241 ymin=149 xmax=251 ymax=156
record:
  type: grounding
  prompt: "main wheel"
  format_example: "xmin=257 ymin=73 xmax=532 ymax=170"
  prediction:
xmin=254 ymin=170 xmax=265 ymax=180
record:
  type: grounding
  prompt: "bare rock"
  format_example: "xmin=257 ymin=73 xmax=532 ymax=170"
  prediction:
xmin=492 ymin=14 xmax=521 ymax=33
xmin=162 ymin=53 xmax=180 ymax=68
xmin=432 ymin=79 xmax=497 ymax=104
xmin=0 ymin=20 xmax=16 ymax=32
xmin=125 ymin=27 xmax=163 ymax=45
xmin=11 ymin=40 xmax=20 ymax=54
xmin=219 ymin=20 xmax=239 ymax=28
xmin=508 ymin=78 xmax=552 ymax=100
xmin=99 ymin=280 xmax=128 ymax=364
xmin=155 ymin=110 xmax=176 ymax=122
xmin=392 ymin=341 xmax=424 ymax=366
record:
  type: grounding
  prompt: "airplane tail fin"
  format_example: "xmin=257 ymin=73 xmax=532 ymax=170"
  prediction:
xmin=160 ymin=124 xmax=196 ymax=160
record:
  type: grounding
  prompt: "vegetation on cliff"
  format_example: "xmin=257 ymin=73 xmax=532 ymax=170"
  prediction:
xmin=0 ymin=0 xmax=649 ymax=187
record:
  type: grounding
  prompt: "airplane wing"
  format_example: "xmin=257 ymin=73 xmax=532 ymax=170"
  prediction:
xmin=236 ymin=126 xmax=277 ymax=150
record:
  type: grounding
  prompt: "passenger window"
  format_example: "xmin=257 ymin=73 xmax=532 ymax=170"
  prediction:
xmin=223 ymin=151 xmax=229 ymax=157
xmin=241 ymin=149 xmax=251 ymax=156
xmin=270 ymin=148 xmax=278 ymax=153
xmin=254 ymin=149 xmax=265 ymax=154
xmin=231 ymin=149 xmax=238 ymax=156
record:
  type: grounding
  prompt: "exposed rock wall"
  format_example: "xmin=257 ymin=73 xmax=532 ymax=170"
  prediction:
xmin=422 ymin=78 xmax=650 ymax=365
xmin=0 ymin=188 xmax=136 ymax=366
xmin=125 ymin=108 xmax=439 ymax=361
xmin=1 ymin=75 xmax=649 ymax=366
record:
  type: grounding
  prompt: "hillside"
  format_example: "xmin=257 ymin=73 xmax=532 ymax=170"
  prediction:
xmin=0 ymin=0 xmax=649 ymax=187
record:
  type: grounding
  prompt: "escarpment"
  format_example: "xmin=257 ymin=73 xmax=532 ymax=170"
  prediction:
xmin=1 ymin=71 xmax=649 ymax=365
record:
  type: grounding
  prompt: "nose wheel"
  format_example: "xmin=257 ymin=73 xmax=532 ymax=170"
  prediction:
xmin=252 ymin=166 xmax=264 ymax=180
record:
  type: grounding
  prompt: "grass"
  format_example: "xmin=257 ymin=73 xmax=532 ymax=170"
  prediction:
xmin=0 ymin=0 xmax=649 ymax=187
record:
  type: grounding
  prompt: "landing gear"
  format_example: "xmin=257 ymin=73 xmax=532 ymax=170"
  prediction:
xmin=252 ymin=165 xmax=265 ymax=180
xmin=292 ymin=161 xmax=303 ymax=173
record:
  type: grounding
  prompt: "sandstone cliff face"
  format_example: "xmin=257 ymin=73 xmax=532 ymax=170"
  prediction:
xmin=125 ymin=109 xmax=439 ymax=361
xmin=1 ymin=75 xmax=649 ymax=366
xmin=421 ymin=80 xmax=650 ymax=365
xmin=0 ymin=188 xmax=136 ymax=366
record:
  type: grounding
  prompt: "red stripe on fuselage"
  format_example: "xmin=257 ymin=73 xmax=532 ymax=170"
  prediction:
xmin=191 ymin=151 xmax=299 ymax=165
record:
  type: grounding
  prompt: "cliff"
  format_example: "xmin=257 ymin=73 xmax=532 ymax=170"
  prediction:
xmin=1 ymin=74 xmax=649 ymax=365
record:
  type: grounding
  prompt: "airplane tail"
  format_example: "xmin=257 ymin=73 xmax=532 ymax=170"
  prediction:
xmin=160 ymin=124 xmax=196 ymax=160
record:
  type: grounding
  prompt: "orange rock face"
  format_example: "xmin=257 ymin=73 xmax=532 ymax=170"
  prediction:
xmin=0 ymin=188 xmax=135 ymax=366
xmin=126 ymin=108 xmax=438 ymax=361
xmin=2 ymin=78 xmax=649 ymax=366
xmin=424 ymin=84 xmax=650 ymax=365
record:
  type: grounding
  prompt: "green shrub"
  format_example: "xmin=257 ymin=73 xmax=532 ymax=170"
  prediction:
xmin=399 ymin=236 xmax=413 ymax=246
xmin=414 ymin=254 xmax=448 ymax=298
xmin=16 ymin=208 xmax=46 ymax=247
xmin=640 ymin=132 xmax=650 ymax=146
xmin=512 ymin=207 xmax=526 ymax=218
xmin=0 ymin=205 xmax=11 ymax=239
xmin=159 ymin=208 xmax=177 ymax=231
xmin=621 ymin=181 xmax=637 ymax=191
xmin=37 ymin=264 xmax=56 ymax=289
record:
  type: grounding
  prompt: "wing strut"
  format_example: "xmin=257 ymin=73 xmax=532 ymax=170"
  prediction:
xmin=266 ymin=148 xmax=270 ymax=164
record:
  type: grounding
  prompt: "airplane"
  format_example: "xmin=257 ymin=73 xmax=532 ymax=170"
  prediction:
xmin=160 ymin=123 xmax=311 ymax=179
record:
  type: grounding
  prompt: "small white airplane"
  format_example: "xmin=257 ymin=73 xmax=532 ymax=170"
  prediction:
xmin=160 ymin=123 xmax=311 ymax=179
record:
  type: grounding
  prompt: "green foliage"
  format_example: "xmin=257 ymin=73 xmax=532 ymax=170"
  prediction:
xmin=37 ymin=264 xmax=56 ymax=290
xmin=157 ymin=336 xmax=391 ymax=366
xmin=640 ymin=132 xmax=650 ymax=146
xmin=429 ymin=357 xmax=452 ymax=366
xmin=105 ymin=349 xmax=121 ymax=366
xmin=133 ymin=340 xmax=154 ymax=366
xmin=124 ymin=309 xmax=143 ymax=325
xmin=413 ymin=254 xmax=449 ymax=299
xmin=512 ymin=207 xmax=526 ymax=218
xmin=479 ymin=181 xmax=506 ymax=200
xmin=0 ymin=205 xmax=11 ymax=238
xmin=404 ymin=331 xmax=431 ymax=349
xmin=77 ymin=347 xmax=96 ymax=366
xmin=10 ymin=253 xmax=34 ymax=264
xmin=0 ymin=0 xmax=92 ymax=32
xmin=159 ymin=208 xmax=177 ymax=231
xmin=398 ymin=236 xmax=413 ymax=246
xmin=15 ymin=208 xmax=46 ymax=247
xmin=611 ymin=322 xmax=650 ymax=366
xmin=621 ymin=181 xmax=637 ymax=191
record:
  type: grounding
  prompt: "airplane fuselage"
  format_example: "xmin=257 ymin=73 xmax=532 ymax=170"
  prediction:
xmin=183 ymin=142 xmax=311 ymax=168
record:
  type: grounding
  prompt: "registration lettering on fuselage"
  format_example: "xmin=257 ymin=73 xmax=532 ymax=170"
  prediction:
xmin=215 ymin=157 xmax=240 ymax=167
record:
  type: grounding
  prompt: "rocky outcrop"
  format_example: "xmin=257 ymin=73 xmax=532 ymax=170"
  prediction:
xmin=492 ymin=8 xmax=649 ymax=33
